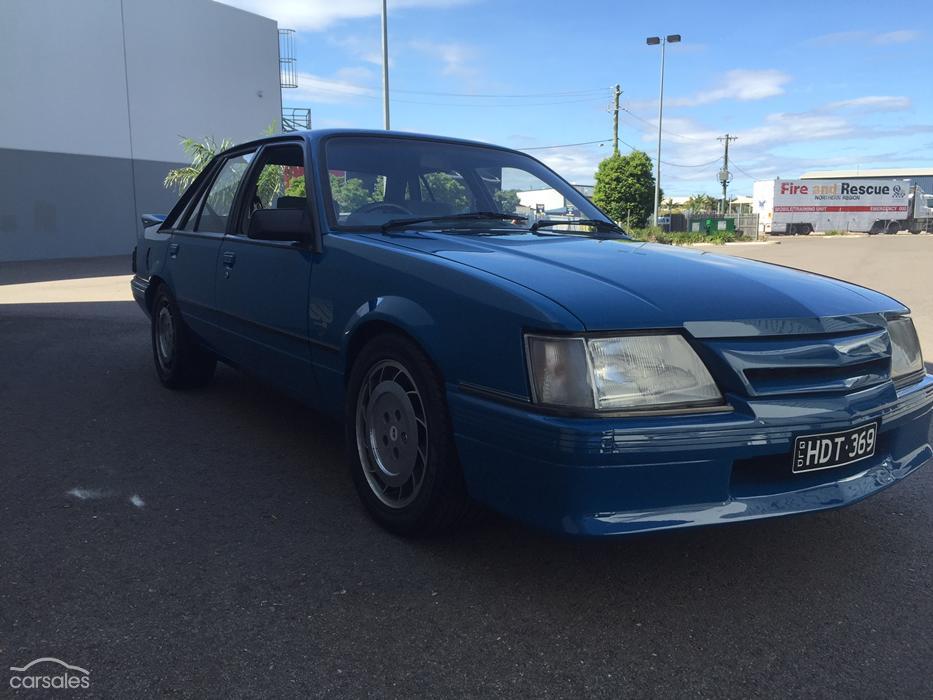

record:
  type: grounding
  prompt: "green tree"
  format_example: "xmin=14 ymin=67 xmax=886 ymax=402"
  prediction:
xmin=288 ymin=174 xmax=387 ymax=212
xmin=685 ymin=193 xmax=718 ymax=212
xmin=285 ymin=175 xmax=306 ymax=197
xmin=423 ymin=172 xmax=470 ymax=211
xmin=163 ymin=136 xmax=232 ymax=193
xmin=592 ymin=151 xmax=656 ymax=226
xmin=330 ymin=176 xmax=376 ymax=212
xmin=493 ymin=189 xmax=520 ymax=214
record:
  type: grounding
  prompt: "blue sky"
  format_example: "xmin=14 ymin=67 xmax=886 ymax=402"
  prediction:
xmin=221 ymin=0 xmax=931 ymax=197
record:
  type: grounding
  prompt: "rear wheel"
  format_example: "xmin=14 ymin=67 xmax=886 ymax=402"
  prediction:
xmin=151 ymin=286 xmax=216 ymax=389
xmin=346 ymin=334 xmax=470 ymax=536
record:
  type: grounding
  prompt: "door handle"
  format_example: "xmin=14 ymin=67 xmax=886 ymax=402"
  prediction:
xmin=168 ymin=242 xmax=179 ymax=259
xmin=222 ymin=251 xmax=236 ymax=268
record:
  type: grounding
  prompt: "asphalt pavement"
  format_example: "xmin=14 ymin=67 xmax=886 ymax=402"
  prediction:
xmin=1 ymin=237 xmax=932 ymax=698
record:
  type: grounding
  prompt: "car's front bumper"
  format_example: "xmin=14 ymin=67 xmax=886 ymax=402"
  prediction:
xmin=448 ymin=374 xmax=933 ymax=536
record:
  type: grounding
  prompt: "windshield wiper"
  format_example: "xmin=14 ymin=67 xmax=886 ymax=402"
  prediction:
xmin=381 ymin=211 xmax=527 ymax=232
xmin=530 ymin=218 xmax=626 ymax=235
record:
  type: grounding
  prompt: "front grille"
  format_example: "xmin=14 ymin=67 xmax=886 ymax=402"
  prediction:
xmin=743 ymin=358 xmax=890 ymax=395
xmin=702 ymin=327 xmax=892 ymax=398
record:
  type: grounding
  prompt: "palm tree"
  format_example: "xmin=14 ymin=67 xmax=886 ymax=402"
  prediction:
xmin=163 ymin=136 xmax=233 ymax=193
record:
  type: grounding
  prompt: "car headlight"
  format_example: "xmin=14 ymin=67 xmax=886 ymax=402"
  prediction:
xmin=525 ymin=333 xmax=723 ymax=411
xmin=888 ymin=316 xmax=924 ymax=383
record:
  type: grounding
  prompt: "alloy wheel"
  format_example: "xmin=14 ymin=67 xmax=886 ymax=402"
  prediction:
xmin=355 ymin=360 xmax=429 ymax=508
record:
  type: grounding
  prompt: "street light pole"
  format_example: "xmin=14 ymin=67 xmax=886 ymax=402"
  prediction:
xmin=654 ymin=39 xmax=665 ymax=228
xmin=646 ymin=34 xmax=680 ymax=228
xmin=381 ymin=0 xmax=390 ymax=130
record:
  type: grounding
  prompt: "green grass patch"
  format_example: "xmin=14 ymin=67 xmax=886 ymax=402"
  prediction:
xmin=626 ymin=227 xmax=736 ymax=245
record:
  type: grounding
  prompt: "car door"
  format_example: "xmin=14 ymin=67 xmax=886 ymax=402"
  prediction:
xmin=214 ymin=141 xmax=317 ymax=397
xmin=168 ymin=149 xmax=255 ymax=350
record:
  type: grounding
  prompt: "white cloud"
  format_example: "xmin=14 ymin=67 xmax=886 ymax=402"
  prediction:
xmin=284 ymin=70 xmax=375 ymax=105
xmin=328 ymin=34 xmax=385 ymax=65
xmin=737 ymin=111 xmax=853 ymax=147
xmin=824 ymin=95 xmax=911 ymax=112
xmin=217 ymin=0 xmax=473 ymax=31
xmin=808 ymin=29 xmax=921 ymax=46
xmin=511 ymin=91 xmax=928 ymax=197
xmin=535 ymin=145 xmax=613 ymax=183
xmin=407 ymin=40 xmax=478 ymax=81
xmin=606 ymin=90 xmax=929 ymax=195
xmin=872 ymin=30 xmax=920 ymax=44
xmin=808 ymin=30 xmax=868 ymax=46
xmin=665 ymin=69 xmax=791 ymax=108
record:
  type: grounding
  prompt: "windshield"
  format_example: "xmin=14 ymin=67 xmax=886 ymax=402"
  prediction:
xmin=322 ymin=135 xmax=610 ymax=231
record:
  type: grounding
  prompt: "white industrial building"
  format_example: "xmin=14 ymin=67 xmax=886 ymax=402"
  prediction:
xmin=0 ymin=0 xmax=282 ymax=262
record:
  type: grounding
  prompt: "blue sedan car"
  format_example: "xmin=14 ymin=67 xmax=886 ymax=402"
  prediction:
xmin=132 ymin=129 xmax=933 ymax=536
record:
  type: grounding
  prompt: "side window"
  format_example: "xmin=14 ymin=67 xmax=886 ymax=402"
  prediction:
xmin=194 ymin=152 xmax=253 ymax=233
xmin=417 ymin=170 xmax=474 ymax=214
xmin=239 ymin=144 xmax=306 ymax=233
xmin=180 ymin=187 xmax=208 ymax=231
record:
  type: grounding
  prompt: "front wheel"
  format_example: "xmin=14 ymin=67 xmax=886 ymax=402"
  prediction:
xmin=151 ymin=286 xmax=216 ymax=389
xmin=345 ymin=334 xmax=470 ymax=536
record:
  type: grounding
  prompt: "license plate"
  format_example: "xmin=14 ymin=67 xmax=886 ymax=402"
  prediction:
xmin=793 ymin=422 xmax=877 ymax=473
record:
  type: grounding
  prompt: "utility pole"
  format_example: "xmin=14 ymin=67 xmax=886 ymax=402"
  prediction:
xmin=381 ymin=0 xmax=390 ymax=130
xmin=718 ymin=134 xmax=737 ymax=214
xmin=612 ymin=84 xmax=621 ymax=156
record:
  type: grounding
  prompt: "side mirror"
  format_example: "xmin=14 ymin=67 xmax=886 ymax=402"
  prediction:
xmin=248 ymin=208 xmax=309 ymax=242
xmin=141 ymin=213 xmax=166 ymax=229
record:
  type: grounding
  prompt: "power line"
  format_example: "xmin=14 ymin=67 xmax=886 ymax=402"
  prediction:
xmin=298 ymin=82 xmax=610 ymax=104
xmin=729 ymin=160 xmax=759 ymax=180
xmin=391 ymin=95 xmax=608 ymax=107
xmin=520 ymin=139 xmax=610 ymax=151
xmin=391 ymin=87 xmax=611 ymax=98
xmin=303 ymin=86 xmax=608 ymax=107
xmin=620 ymin=107 xmax=706 ymax=142
xmin=519 ymin=134 xmax=722 ymax=169
xmin=617 ymin=136 xmax=719 ymax=168
xmin=662 ymin=156 xmax=721 ymax=168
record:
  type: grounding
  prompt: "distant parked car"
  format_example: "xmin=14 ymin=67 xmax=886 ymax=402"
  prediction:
xmin=132 ymin=129 xmax=933 ymax=536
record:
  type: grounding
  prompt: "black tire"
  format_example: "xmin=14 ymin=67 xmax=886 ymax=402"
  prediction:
xmin=150 ymin=285 xmax=216 ymax=389
xmin=345 ymin=333 xmax=470 ymax=536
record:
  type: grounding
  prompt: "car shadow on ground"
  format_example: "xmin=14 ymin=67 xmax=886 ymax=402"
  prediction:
xmin=204 ymin=354 xmax=918 ymax=580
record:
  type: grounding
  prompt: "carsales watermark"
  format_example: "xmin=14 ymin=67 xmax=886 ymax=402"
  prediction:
xmin=9 ymin=658 xmax=90 ymax=690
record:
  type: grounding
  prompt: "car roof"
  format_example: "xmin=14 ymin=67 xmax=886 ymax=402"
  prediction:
xmin=219 ymin=128 xmax=523 ymax=158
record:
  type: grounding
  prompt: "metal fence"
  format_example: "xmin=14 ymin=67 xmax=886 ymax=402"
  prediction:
xmin=663 ymin=212 xmax=760 ymax=240
xmin=282 ymin=107 xmax=311 ymax=132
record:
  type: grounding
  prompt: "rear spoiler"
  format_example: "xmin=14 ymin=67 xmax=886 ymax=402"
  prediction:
xmin=141 ymin=213 xmax=166 ymax=229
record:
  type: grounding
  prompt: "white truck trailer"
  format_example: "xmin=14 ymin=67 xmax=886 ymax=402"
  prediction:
xmin=753 ymin=178 xmax=933 ymax=235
